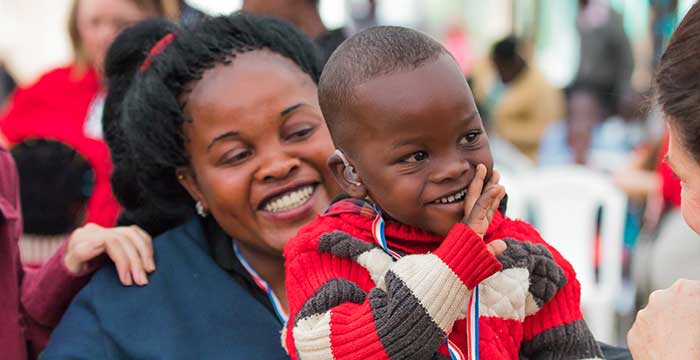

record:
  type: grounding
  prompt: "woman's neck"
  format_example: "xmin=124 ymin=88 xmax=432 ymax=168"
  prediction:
xmin=236 ymin=241 xmax=288 ymax=312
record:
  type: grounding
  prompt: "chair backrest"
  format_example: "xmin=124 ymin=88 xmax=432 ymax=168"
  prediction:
xmin=498 ymin=170 xmax=528 ymax=221
xmin=517 ymin=166 xmax=627 ymax=299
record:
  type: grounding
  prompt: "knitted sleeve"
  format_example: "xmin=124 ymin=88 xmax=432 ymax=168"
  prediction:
xmin=284 ymin=222 xmax=502 ymax=360
xmin=494 ymin=221 xmax=604 ymax=359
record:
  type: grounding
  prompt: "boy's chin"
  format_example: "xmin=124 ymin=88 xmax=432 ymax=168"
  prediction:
xmin=423 ymin=215 xmax=463 ymax=237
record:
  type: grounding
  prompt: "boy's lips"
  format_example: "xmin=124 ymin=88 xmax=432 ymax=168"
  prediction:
xmin=428 ymin=187 xmax=468 ymax=205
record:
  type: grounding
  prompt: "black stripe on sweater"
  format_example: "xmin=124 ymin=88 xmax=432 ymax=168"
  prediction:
xmin=519 ymin=319 xmax=604 ymax=359
xmin=318 ymin=230 xmax=375 ymax=259
xmin=370 ymin=270 xmax=446 ymax=360
xmin=498 ymin=238 xmax=567 ymax=307
xmin=295 ymin=278 xmax=367 ymax=322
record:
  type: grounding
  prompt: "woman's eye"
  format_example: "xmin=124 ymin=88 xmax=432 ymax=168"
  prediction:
xmin=459 ymin=131 xmax=482 ymax=145
xmin=222 ymin=149 xmax=252 ymax=165
xmin=403 ymin=151 xmax=429 ymax=163
xmin=287 ymin=126 xmax=316 ymax=141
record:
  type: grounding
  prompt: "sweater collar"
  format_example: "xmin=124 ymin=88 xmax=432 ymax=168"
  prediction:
xmin=322 ymin=196 xmax=507 ymax=254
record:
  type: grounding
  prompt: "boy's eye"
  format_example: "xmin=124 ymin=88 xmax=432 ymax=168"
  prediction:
xmin=402 ymin=151 xmax=429 ymax=163
xmin=459 ymin=131 xmax=482 ymax=145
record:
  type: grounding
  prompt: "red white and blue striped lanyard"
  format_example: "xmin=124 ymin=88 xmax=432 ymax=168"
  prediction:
xmin=232 ymin=241 xmax=289 ymax=325
xmin=371 ymin=210 xmax=479 ymax=360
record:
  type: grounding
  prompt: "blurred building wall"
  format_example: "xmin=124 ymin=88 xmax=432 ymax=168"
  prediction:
xmin=0 ymin=0 xmax=73 ymax=85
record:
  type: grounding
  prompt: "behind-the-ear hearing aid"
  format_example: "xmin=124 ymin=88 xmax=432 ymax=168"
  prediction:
xmin=334 ymin=149 xmax=362 ymax=186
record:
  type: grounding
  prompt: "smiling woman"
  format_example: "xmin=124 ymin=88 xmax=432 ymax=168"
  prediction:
xmin=627 ymin=2 xmax=700 ymax=359
xmin=41 ymin=13 xmax=340 ymax=359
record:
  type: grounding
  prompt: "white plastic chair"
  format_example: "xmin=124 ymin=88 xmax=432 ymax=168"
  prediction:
xmin=517 ymin=166 xmax=627 ymax=343
xmin=498 ymin=170 xmax=528 ymax=221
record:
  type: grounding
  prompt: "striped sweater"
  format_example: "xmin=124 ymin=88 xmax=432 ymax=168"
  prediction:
xmin=283 ymin=198 xmax=604 ymax=359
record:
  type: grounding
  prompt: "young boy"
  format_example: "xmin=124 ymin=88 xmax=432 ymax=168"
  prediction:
xmin=283 ymin=26 xmax=603 ymax=360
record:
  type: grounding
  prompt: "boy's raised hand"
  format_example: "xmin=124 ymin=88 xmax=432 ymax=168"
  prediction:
xmin=462 ymin=164 xmax=507 ymax=256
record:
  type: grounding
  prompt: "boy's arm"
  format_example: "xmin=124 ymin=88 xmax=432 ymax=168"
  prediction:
xmin=501 ymin=223 xmax=603 ymax=359
xmin=285 ymin=223 xmax=502 ymax=360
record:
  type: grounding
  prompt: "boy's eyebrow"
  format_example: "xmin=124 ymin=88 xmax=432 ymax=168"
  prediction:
xmin=207 ymin=131 xmax=240 ymax=152
xmin=389 ymin=111 xmax=481 ymax=150
xmin=465 ymin=110 xmax=479 ymax=124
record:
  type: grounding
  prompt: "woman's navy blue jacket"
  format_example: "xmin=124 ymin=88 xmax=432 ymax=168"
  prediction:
xmin=41 ymin=217 xmax=289 ymax=359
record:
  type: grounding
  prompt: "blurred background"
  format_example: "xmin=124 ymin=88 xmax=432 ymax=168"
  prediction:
xmin=1 ymin=0 xmax=698 ymax=348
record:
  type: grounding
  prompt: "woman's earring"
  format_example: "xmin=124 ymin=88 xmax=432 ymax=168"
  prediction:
xmin=195 ymin=201 xmax=207 ymax=217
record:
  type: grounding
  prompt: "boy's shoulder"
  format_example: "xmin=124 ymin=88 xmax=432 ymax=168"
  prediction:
xmin=492 ymin=214 xmax=575 ymax=275
xmin=284 ymin=213 xmax=368 ymax=262
xmin=491 ymin=214 xmax=544 ymax=244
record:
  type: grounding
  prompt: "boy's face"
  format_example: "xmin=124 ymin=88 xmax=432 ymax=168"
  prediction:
xmin=336 ymin=54 xmax=493 ymax=236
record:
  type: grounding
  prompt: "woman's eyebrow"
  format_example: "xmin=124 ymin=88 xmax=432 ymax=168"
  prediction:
xmin=207 ymin=131 xmax=240 ymax=152
xmin=280 ymin=103 xmax=306 ymax=117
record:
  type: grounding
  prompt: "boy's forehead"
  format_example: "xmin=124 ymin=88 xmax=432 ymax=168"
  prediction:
xmin=347 ymin=54 xmax=477 ymax=131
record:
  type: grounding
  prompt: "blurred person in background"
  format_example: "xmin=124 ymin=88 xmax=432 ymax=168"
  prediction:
xmin=0 ymin=61 xmax=16 ymax=112
xmin=0 ymin=142 xmax=155 ymax=360
xmin=242 ymin=0 xmax=349 ymax=63
xmin=0 ymin=0 xmax=178 ymax=228
xmin=627 ymin=2 xmax=700 ymax=358
xmin=444 ymin=23 xmax=475 ymax=76
xmin=539 ymin=84 xmax=641 ymax=172
xmin=11 ymin=139 xmax=93 ymax=268
xmin=488 ymin=36 xmax=564 ymax=162
xmin=576 ymin=0 xmax=634 ymax=112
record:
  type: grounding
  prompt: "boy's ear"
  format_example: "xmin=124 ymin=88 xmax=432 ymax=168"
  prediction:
xmin=328 ymin=152 xmax=368 ymax=199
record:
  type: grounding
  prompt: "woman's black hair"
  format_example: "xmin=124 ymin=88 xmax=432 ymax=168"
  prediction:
xmin=103 ymin=17 xmax=182 ymax=235
xmin=11 ymin=139 xmax=94 ymax=235
xmin=109 ymin=12 xmax=322 ymax=236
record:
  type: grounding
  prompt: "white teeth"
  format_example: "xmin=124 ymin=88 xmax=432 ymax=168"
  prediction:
xmin=262 ymin=185 xmax=315 ymax=213
xmin=433 ymin=189 xmax=467 ymax=205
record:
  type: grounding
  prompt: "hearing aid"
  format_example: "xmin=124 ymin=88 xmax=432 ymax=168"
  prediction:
xmin=334 ymin=149 xmax=362 ymax=186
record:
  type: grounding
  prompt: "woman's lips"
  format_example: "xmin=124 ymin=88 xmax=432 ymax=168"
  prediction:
xmin=258 ymin=184 xmax=320 ymax=222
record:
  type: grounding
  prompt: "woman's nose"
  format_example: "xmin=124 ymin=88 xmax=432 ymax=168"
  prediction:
xmin=255 ymin=154 xmax=301 ymax=183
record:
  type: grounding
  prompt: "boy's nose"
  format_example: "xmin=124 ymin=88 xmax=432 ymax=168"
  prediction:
xmin=428 ymin=159 xmax=470 ymax=183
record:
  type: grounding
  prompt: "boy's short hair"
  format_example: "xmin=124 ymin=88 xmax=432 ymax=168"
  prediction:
xmin=318 ymin=26 xmax=448 ymax=148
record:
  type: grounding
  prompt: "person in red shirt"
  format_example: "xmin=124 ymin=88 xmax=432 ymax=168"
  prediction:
xmin=0 ymin=0 xmax=177 ymax=227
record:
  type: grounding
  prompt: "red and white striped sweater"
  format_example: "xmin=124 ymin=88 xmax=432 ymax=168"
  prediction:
xmin=283 ymin=198 xmax=603 ymax=359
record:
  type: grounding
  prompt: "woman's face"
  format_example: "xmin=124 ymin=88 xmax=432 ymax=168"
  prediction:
xmin=77 ymin=0 xmax=152 ymax=72
xmin=180 ymin=50 xmax=340 ymax=256
xmin=667 ymin=124 xmax=700 ymax=234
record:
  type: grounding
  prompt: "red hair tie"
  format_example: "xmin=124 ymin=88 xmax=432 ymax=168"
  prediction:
xmin=139 ymin=33 xmax=175 ymax=73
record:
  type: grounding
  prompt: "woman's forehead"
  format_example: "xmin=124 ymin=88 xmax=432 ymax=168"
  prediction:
xmin=185 ymin=52 xmax=317 ymax=122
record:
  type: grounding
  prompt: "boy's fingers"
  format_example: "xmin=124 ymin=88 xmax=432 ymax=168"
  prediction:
xmin=487 ymin=169 xmax=501 ymax=187
xmin=487 ymin=239 xmax=507 ymax=257
xmin=485 ymin=185 xmax=506 ymax=223
xmin=467 ymin=184 xmax=503 ymax=222
xmin=464 ymin=164 xmax=487 ymax=214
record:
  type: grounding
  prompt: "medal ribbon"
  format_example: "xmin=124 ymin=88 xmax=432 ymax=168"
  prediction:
xmin=371 ymin=210 xmax=478 ymax=360
xmin=232 ymin=241 xmax=288 ymax=324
